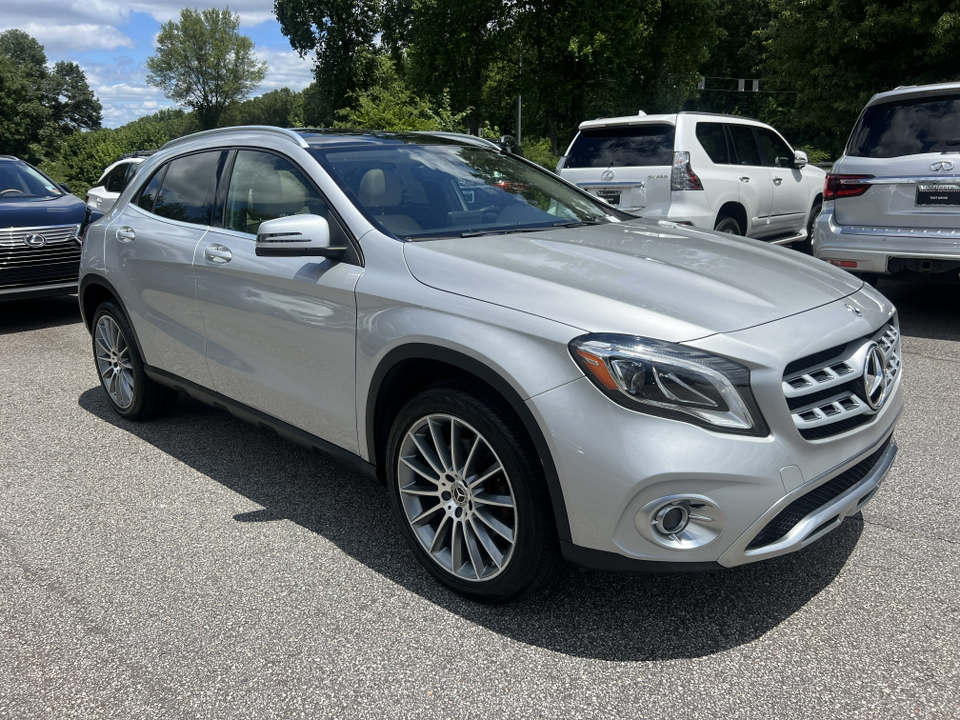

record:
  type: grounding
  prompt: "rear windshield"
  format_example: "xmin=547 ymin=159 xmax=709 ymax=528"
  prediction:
xmin=565 ymin=124 xmax=675 ymax=168
xmin=848 ymin=93 xmax=960 ymax=158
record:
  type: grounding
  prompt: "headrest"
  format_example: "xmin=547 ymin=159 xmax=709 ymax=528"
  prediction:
xmin=358 ymin=168 xmax=403 ymax=207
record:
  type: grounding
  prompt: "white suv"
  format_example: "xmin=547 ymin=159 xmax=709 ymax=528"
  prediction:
xmin=814 ymin=82 xmax=960 ymax=283
xmin=86 ymin=152 xmax=153 ymax=212
xmin=559 ymin=112 xmax=825 ymax=248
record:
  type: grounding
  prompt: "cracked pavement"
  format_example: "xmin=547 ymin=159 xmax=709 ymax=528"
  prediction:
xmin=1 ymin=281 xmax=959 ymax=719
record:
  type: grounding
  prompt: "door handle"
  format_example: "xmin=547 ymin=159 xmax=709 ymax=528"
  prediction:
xmin=739 ymin=176 xmax=750 ymax=183
xmin=773 ymin=176 xmax=783 ymax=185
xmin=204 ymin=244 xmax=232 ymax=264
xmin=116 ymin=226 xmax=135 ymax=242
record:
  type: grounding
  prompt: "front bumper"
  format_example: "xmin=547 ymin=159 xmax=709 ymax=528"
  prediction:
xmin=814 ymin=204 xmax=960 ymax=275
xmin=528 ymin=291 xmax=902 ymax=571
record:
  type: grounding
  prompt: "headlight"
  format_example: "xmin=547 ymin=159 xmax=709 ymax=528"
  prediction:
xmin=569 ymin=334 xmax=768 ymax=436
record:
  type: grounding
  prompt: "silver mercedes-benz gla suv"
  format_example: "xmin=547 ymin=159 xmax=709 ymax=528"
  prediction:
xmin=78 ymin=127 xmax=903 ymax=603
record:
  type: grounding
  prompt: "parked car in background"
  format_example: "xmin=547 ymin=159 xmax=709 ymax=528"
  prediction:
xmin=86 ymin=151 xmax=155 ymax=212
xmin=559 ymin=112 xmax=825 ymax=250
xmin=814 ymin=82 xmax=960 ymax=284
xmin=79 ymin=127 xmax=901 ymax=603
xmin=0 ymin=155 xmax=96 ymax=301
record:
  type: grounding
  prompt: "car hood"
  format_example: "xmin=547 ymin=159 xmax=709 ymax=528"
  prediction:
xmin=0 ymin=193 xmax=87 ymax=227
xmin=402 ymin=219 xmax=863 ymax=341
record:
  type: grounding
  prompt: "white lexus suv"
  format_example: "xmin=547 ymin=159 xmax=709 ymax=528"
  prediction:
xmin=814 ymin=82 xmax=960 ymax=284
xmin=559 ymin=112 xmax=825 ymax=249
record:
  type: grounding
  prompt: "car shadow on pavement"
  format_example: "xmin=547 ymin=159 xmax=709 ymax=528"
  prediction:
xmin=0 ymin=295 xmax=82 ymax=334
xmin=79 ymin=387 xmax=862 ymax=662
xmin=877 ymin=280 xmax=960 ymax=342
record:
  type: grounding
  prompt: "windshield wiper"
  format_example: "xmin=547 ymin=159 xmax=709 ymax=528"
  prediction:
xmin=551 ymin=219 xmax=605 ymax=229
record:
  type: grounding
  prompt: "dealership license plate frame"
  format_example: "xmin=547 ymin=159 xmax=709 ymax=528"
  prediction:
xmin=916 ymin=184 xmax=960 ymax=207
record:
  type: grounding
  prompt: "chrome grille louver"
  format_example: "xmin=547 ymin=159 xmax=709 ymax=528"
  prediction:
xmin=0 ymin=224 xmax=81 ymax=248
xmin=783 ymin=321 xmax=901 ymax=440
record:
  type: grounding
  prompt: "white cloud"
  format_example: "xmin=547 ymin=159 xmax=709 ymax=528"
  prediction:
xmin=13 ymin=23 xmax=134 ymax=52
xmin=254 ymin=47 xmax=315 ymax=93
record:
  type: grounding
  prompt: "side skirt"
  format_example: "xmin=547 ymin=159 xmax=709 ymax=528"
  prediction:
xmin=144 ymin=365 xmax=378 ymax=482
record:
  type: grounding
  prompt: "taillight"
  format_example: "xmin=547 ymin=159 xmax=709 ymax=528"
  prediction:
xmin=671 ymin=151 xmax=703 ymax=191
xmin=824 ymin=174 xmax=873 ymax=200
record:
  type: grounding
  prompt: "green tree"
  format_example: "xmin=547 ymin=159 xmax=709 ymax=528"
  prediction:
xmin=0 ymin=29 xmax=101 ymax=162
xmin=223 ymin=87 xmax=304 ymax=126
xmin=275 ymin=0 xmax=380 ymax=125
xmin=763 ymin=0 xmax=960 ymax=156
xmin=146 ymin=7 xmax=267 ymax=130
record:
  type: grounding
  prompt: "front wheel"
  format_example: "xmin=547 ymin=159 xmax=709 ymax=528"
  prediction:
xmin=386 ymin=383 xmax=560 ymax=603
xmin=794 ymin=200 xmax=822 ymax=255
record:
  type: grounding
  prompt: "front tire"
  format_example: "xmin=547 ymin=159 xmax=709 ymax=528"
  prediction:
xmin=794 ymin=200 xmax=822 ymax=255
xmin=92 ymin=301 xmax=178 ymax=420
xmin=386 ymin=383 xmax=560 ymax=603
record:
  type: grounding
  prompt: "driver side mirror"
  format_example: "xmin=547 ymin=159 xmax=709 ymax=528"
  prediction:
xmin=255 ymin=215 xmax=346 ymax=258
xmin=793 ymin=150 xmax=808 ymax=169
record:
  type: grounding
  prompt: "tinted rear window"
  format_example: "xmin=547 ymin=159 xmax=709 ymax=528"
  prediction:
xmin=565 ymin=125 xmax=675 ymax=168
xmin=153 ymin=151 xmax=225 ymax=224
xmin=696 ymin=123 xmax=730 ymax=164
xmin=848 ymin=93 xmax=960 ymax=158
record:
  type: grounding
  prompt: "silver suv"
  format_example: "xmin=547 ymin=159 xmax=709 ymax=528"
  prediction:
xmin=79 ymin=127 xmax=902 ymax=603
xmin=815 ymin=82 xmax=960 ymax=282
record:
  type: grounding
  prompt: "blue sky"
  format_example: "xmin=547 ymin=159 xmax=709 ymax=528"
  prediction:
xmin=1 ymin=1 xmax=316 ymax=127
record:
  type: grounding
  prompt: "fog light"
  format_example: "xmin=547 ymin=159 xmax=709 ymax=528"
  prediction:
xmin=636 ymin=495 xmax=725 ymax=550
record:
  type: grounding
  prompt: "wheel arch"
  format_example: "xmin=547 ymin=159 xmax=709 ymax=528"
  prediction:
xmin=715 ymin=202 xmax=747 ymax=233
xmin=366 ymin=343 xmax=573 ymax=543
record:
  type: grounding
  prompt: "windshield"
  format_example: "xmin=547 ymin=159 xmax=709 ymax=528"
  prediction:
xmin=0 ymin=161 xmax=64 ymax=200
xmin=848 ymin=93 xmax=960 ymax=158
xmin=310 ymin=143 xmax=624 ymax=239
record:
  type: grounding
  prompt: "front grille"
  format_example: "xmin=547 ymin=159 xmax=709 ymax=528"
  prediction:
xmin=0 ymin=225 xmax=82 ymax=289
xmin=0 ymin=224 xmax=80 ymax=248
xmin=746 ymin=437 xmax=891 ymax=549
xmin=782 ymin=320 xmax=901 ymax=441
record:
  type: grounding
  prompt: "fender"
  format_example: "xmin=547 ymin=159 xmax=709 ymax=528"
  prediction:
xmin=366 ymin=343 xmax=573 ymax=543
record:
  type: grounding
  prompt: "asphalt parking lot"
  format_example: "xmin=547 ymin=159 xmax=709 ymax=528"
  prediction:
xmin=1 ymin=280 xmax=958 ymax=719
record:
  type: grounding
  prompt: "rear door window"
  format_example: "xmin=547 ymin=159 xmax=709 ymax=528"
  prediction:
xmin=848 ymin=93 xmax=960 ymax=157
xmin=727 ymin=124 xmax=763 ymax=166
xmin=153 ymin=151 xmax=226 ymax=225
xmin=696 ymin=122 xmax=731 ymax=164
xmin=565 ymin=124 xmax=676 ymax=168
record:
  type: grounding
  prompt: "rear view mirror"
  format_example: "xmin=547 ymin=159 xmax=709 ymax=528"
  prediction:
xmin=255 ymin=215 xmax=345 ymax=258
xmin=793 ymin=150 xmax=808 ymax=169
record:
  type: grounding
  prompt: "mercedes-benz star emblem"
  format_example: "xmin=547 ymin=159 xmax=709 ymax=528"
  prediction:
xmin=601 ymin=169 xmax=615 ymax=182
xmin=23 ymin=233 xmax=47 ymax=248
xmin=862 ymin=342 xmax=888 ymax=411
xmin=931 ymin=160 xmax=955 ymax=172
xmin=845 ymin=303 xmax=862 ymax=316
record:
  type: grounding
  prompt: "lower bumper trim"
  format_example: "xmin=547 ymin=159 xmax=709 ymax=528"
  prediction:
xmin=560 ymin=541 xmax=722 ymax=574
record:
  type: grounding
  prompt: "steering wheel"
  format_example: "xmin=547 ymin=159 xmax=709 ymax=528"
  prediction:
xmin=0 ymin=188 xmax=24 ymax=196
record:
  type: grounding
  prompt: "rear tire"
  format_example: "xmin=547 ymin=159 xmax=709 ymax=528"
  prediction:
xmin=386 ymin=382 xmax=560 ymax=603
xmin=714 ymin=216 xmax=742 ymax=235
xmin=92 ymin=301 xmax=178 ymax=420
xmin=794 ymin=200 xmax=821 ymax=255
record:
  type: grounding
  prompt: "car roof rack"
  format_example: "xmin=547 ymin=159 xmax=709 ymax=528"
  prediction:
xmin=120 ymin=150 xmax=157 ymax=159
xmin=160 ymin=125 xmax=310 ymax=151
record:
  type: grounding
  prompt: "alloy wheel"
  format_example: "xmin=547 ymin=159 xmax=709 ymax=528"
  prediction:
xmin=94 ymin=315 xmax=135 ymax=409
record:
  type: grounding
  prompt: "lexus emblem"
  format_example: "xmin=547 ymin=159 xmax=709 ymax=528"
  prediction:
xmin=862 ymin=343 xmax=888 ymax=411
xmin=601 ymin=169 xmax=615 ymax=182
xmin=931 ymin=160 xmax=954 ymax=172
xmin=23 ymin=233 xmax=47 ymax=248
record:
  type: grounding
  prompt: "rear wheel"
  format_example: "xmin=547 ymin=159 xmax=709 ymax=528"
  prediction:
xmin=92 ymin=301 xmax=178 ymax=420
xmin=386 ymin=382 xmax=560 ymax=603
xmin=714 ymin=216 xmax=742 ymax=235
xmin=794 ymin=200 xmax=822 ymax=254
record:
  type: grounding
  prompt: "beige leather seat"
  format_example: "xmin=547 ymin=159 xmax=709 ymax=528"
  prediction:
xmin=358 ymin=168 xmax=421 ymax=234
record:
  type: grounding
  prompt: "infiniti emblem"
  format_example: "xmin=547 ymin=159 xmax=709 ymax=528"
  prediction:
xmin=861 ymin=342 xmax=888 ymax=411
xmin=845 ymin=303 xmax=862 ymax=317
xmin=23 ymin=233 xmax=47 ymax=248
xmin=931 ymin=160 xmax=955 ymax=172
xmin=601 ymin=169 xmax=615 ymax=182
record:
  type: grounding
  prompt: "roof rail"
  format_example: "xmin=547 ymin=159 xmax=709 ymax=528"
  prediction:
xmin=120 ymin=149 xmax=157 ymax=159
xmin=160 ymin=126 xmax=309 ymax=151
